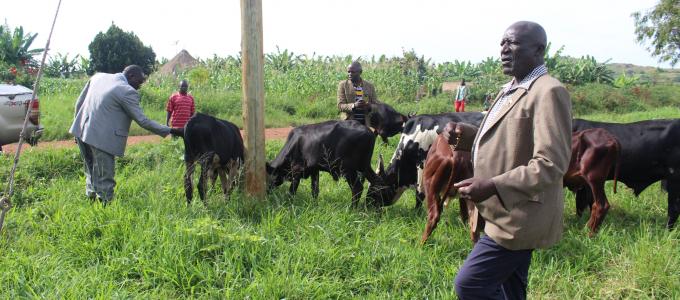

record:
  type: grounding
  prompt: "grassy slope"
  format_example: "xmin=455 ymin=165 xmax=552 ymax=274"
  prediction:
xmin=1 ymin=110 xmax=679 ymax=298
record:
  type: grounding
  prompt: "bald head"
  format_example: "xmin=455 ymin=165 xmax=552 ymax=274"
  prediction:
xmin=123 ymin=65 xmax=146 ymax=90
xmin=347 ymin=61 xmax=363 ymax=83
xmin=500 ymin=21 xmax=547 ymax=80
xmin=508 ymin=21 xmax=547 ymax=50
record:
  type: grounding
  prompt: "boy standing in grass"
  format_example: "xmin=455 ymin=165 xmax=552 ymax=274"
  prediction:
xmin=454 ymin=78 xmax=468 ymax=112
xmin=166 ymin=79 xmax=195 ymax=132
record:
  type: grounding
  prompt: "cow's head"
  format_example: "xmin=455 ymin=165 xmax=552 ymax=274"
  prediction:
xmin=265 ymin=162 xmax=285 ymax=191
xmin=366 ymin=154 xmax=407 ymax=207
xmin=367 ymin=136 xmax=427 ymax=206
xmin=367 ymin=103 xmax=412 ymax=143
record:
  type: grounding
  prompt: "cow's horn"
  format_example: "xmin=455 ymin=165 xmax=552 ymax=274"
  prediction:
xmin=378 ymin=154 xmax=385 ymax=175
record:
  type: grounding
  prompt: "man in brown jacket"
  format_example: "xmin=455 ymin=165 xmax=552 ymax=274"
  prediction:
xmin=450 ymin=21 xmax=572 ymax=299
xmin=337 ymin=61 xmax=379 ymax=122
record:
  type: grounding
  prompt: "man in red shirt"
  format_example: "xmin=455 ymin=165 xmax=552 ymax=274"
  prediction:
xmin=166 ymin=80 xmax=195 ymax=132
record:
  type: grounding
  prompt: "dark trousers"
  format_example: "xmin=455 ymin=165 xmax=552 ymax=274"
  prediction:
xmin=454 ymin=235 xmax=533 ymax=300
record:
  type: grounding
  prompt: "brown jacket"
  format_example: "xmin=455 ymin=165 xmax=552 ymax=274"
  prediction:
xmin=337 ymin=79 xmax=379 ymax=120
xmin=471 ymin=74 xmax=572 ymax=250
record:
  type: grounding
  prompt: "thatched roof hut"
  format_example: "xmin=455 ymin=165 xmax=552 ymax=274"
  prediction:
xmin=159 ymin=49 xmax=198 ymax=76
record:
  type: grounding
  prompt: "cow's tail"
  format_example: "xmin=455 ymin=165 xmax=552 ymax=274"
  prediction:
xmin=612 ymin=140 xmax=621 ymax=194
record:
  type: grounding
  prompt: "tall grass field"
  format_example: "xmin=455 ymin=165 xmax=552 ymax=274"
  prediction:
xmin=1 ymin=115 xmax=678 ymax=298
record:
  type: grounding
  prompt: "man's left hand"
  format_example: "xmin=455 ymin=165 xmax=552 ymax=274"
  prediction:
xmin=454 ymin=177 xmax=497 ymax=203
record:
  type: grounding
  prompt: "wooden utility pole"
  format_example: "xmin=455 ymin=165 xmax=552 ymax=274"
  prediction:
xmin=240 ymin=0 xmax=266 ymax=198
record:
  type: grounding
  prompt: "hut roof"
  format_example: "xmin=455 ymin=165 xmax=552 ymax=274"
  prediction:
xmin=159 ymin=49 xmax=198 ymax=76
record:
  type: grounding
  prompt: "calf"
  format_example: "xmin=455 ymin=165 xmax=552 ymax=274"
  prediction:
xmin=573 ymin=118 xmax=680 ymax=229
xmin=267 ymin=120 xmax=382 ymax=207
xmin=367 ymin=112 xmax=484 ymax=208
xmin=420 ymin=122 xmax=481 ymax=244
xmin=563 ymin=128 xmax=620 ymax=235
xmin=183 ymin=113 xmax=244 ymax=205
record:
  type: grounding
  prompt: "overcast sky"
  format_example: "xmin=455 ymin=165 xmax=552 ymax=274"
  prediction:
xmin=3 ymin=0 xmax=670 ymax=68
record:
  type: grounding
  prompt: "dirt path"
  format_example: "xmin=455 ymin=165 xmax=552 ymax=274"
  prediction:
xmin=1 ymin=127 xmax=292 ymax=155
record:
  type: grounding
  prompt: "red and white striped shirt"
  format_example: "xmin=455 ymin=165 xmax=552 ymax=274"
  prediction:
xmin=166 ymin=92 xmax=195 ymax=128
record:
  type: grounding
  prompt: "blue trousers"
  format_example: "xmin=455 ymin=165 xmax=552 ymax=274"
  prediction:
xmin=454 ymin=235 xmax=533 ymax=300
xmin=76 ymin=138 xmax=116 ymax=202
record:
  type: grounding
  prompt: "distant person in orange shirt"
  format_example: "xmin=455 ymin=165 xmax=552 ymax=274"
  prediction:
xmin=166 ymin=79 xmax=195 ymax=135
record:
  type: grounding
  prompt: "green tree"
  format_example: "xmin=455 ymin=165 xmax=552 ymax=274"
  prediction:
xmin=44 ymin=53 xmax=82 ymax=78
xmin=0 ymin=22 xmax=43 ymax=66
xmin=88 ymin=23 xmax=156 ymax=75
xmin=632 ymin=0 xmax=680 ymax=66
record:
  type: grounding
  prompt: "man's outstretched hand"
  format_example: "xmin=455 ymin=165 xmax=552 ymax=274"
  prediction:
xmin=454 ymin=177 xmax=497 ymax=203
xmin=169 ymin=127 xmax=184 ymax=138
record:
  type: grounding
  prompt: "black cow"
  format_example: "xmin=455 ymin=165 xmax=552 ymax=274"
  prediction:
xmin=267 ymin=120 xmax=383 ymax=207
xmin=183 ymin=113 xmax=244 ymax=205
xmin=364 ymin=102 xmax=411 ymax=143
xmin=572 ymin=118 xmax=680 ymax=229
xmin=367 ymin=112 xmax=484 ymax=208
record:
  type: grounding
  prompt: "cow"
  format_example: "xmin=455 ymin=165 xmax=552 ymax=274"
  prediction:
xmin=572 ymin=118 xmax=680 ymax=229
xmin=563 ymin=128 xmax=621 ymax=235
xmin=364 ymin=102 xmax=411 ymax=143
xmin=419 ymin=122 xmax=482 ymax=244
xmin=266 ymin=120 xmax=383 ymax=207
xmin=367 ymin=112 xmax=484 ymax=208
xmin=183 ymin=113 xmax=244 ymax=205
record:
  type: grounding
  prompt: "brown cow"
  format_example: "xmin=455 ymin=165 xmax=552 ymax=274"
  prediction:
xmin=563 ymin=128 xmax=620 ymax=235
xmin=420 ymin=122 xmax=482 ymax=244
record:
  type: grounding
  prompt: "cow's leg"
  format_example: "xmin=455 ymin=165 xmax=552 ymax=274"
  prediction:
xmin=197 ymin=155 xmax=213 ymax=205
xmin=225 ymin=159 xmax=240 ymax=196
xmin=184 ymin=160 xmax=195 ymax=205
xmin=218 ymin=167 xmax=229 ymax=200
xmin=415 ymin=167 xmax=425 ymax=210
xmin=289 ymin=176 xmax=300 ymax=196
xmin=575 ymin=186 xmax=593 ymax=217
xmin=346 ymin=172 xmax=363 ymax=208
xmin=586 ymin=179 xmax=609 ymax=236
xmin=311 ymin=170 xmax=320 ymax=199
xmin=415 ymin=191 xmax=425 ymax=210
xmin=421 ymin=184 xmax=444 ymax=244
xmin=666 ymin=179 xmax=680 ymax=229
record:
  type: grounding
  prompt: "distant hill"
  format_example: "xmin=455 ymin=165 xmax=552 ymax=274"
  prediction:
xmin=607 ymin=63 xmax=680 ymax=84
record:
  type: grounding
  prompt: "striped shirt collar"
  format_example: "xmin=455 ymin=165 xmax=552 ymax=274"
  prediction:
xmin=500 ymin=64 xmax=548 ymax=94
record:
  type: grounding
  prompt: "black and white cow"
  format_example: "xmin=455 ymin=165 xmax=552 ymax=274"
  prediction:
xmin=368 ymin=112 xmax=484 ymax=208
xmin=267 ymin=120 xmax=384 ymax=207
xmin=572 ymin=118 xmax=680 ymax=229
xmin=183 ymin=113 xmax=244 ymax=205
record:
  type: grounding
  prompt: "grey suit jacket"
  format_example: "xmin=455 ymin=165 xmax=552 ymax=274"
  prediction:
xmin=69 ymin=73 xmax=170 ymax=156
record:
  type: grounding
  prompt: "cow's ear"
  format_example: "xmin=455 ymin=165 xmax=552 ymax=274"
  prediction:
xmin=265 ymin=162 xmax=273 ymax=174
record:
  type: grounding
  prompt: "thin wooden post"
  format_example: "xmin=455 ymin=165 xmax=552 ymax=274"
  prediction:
xmin=241 ymin=0 xmax=266 ymax=198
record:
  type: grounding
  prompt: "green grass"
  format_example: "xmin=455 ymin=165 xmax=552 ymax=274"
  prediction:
xmin=1 ymin=135 xmax=678 ymax=298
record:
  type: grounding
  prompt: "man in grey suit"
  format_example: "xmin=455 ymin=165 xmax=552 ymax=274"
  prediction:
xmin=70 ymin=65 xmax=183 ymax=203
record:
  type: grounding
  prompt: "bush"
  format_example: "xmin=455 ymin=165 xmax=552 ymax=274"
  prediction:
xmin=88 ymin=24 xmax=156 ymax=75
xmin=568 ymin=83 xmax=680 ymax=115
